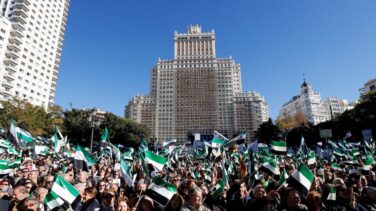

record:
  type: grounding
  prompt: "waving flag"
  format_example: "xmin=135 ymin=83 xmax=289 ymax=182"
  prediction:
xmin=74 ymin=145 xmax=95 ymax=169
xmin=144 ymin=177 xmax=177 ymax=207
xmin=100 ymin=127 xmax=108 ymax=143
xmin=288 ymin=165 xmax=314 ymax=197
xmin=145 ymin=150 xmax=167 ymax=171
xmin=271 ymin=140 xmax=287 ymax=154
xmin=120 ymin=158 xmax=134 ymax=187
xmin=210 ymin=179 xmax=225 ymax=199
xmin=9 ymin=121 xmax=33 ymax=145
xmin=44 ymin=191 xmax=64 ymax=210
xmin=307 ymin=151 xmax=316 ymax=165
xmin=51 ymin=174 xmax=79 ymax=204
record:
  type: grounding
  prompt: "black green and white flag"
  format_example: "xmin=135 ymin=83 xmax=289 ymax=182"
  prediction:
xmin=260 ymin=157 xmax=280 ymax=175
xmin=44 ymin=191 xmax=64 ymax=210
xmin=363 ymin=156 xmax=375 ymax=171
xmin=145 ymin=150 xmax=167 ymax=171
xmin=331 ymin=163 xmax=341 ymax=171
xmin=213 ymin=130 xmax=229 ymax=142
xmin=0 ymin=163 xmax=12 ymax=174
xmin=210 ymin=179 xmax=225 ymax=199
xmin=51 ymin=174 xmax=79 ymax=204
xmin=307 ymin=151 xmax=316 ymax=165
xmin=279 ymin=169 xmax=289 ymax=187
xmin=287 ymin=165 xmax=314 ymax=197
xmin=120 ymin=158 xmax=133 ymax=187
xmin=271 ymin=140 xmax=286 ymax=154
xmin=333 ymin=149 xmax=344 ymax=157
xmin=74 ymin=145 xmax=95 ymax=169
xmin=9 ymin=121 xmax=33 ymax=145
xmin=35 ymin=145 xmax=48 ymax=156
xmin=221 ymin=162 xmax=229 ymax=186
xmin=100 ymin=127 xmax=108 ymax=143
xmin=52 ymin=133 xmax=60 ymax=153
xmin=123 ymin=148 xmax=134 ymax=160
xmin=162 ymin=139 xmax=177 ymax=147
xmin=211 ymin=137 xmax=226 ymax=148
xmin=144 ymin=177 xmax=177 ymax=207
xmin=327 ymin=185 xmax=336 ymax=201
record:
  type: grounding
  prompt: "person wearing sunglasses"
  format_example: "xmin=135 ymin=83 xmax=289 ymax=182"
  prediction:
xmin=101 ymin=189 xmax=116 ymax=211
xmin=75 ymin=187 xmax=101 ymax=211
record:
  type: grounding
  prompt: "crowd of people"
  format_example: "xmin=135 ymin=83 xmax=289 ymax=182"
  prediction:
xmin=0 ymin=138 xmax=376 ymax=211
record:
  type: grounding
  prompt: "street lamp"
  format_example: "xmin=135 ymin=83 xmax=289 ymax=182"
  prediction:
xmin=87 ymin=108 xmax=102 ymax=153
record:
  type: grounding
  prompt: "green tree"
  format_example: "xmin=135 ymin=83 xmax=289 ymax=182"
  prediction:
xmin=255 ymin=118 xmax=282 ymax=144
xmin=63 ymin=109 xmax=150 ymax=149
xmin=0 ymin=98 xmax=64 ymax=136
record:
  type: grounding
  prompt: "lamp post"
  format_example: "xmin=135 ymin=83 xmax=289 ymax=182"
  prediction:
xmin=88 ymin=109 xmax=103 ymax=153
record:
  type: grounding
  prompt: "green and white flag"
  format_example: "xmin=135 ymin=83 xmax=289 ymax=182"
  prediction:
xmin=271 ymin=140 xmax=287 ymax=154
xmin=51 ymin=174 xmax=79 ymax=204
xmin=331 ymin=163 xmax=341 ymax=171
xmin=260 ymin=157 xmax=280 ymax=175
xmin=210 ymin=179 xmax=225 ymax=199
xmin=0 ymin=139 xmax=12 ymax=149
xmin=0 ymin=163 xmax=12 ymax=174
xmin=279 ymin=169 xmax=289 ymax=187
xmin=74 ymin=145 xmax=95 ymax=167
xmin=162 ymin=139 xmax=177 ymax=147
xmin=120 ymin=158 xmax=133 ymax=187
xmin=123 ymin=148 xmax=134 ymax=160
xmin=211 ymin=138 xmax=226 ymax=148
xmin=100 ymin=127 xmax=108 ymax=143
xmin=327 ymin=185 xmax=336 ymax=201
xmin=44 ymin=191 xmax=64 ymax=210
xmin=213 ymin=130 xmax=229 ymax=141
xmin=53 ymin=133 xmax=61 ymax=153
xmin=288 ymin=165 xmax=314 ymax=197
xmin=35 ymin=145 xmax=48 ymax=156
xmin=333 ymin=149 xmax=344 ymax=157
xmin=221 ymin=162 xmax=229 ymax=186
xmin=145 ymin=150 xmax=167 ymax=171
xmin=9 ymin=121 xmax=33 ymax=144
xmin=8 ymin=158 xmax=21 ymax=168
xmin=363 ymin=156 xmax=375 ymax=171
xmin=140 ymin=139 xmax=148 ymax=151
xmin=307 ymin=151 xmax=316 ymax=165
xmin=144 ymin=177 xmax=177 ymax=207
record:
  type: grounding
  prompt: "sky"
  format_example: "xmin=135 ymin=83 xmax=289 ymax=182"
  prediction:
xmin=56 ymin=0 xmax=376 ymax=119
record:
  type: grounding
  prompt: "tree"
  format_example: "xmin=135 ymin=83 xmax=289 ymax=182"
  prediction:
xmin=0 ymin=98 xmax=64 ymax=136
xmin=277 ymin=111 xmax=307 ymax=131
xmin=63 ymin=109 xmax=151 ymax=148
xmin=255 ymin=118 xmax=282 ymax=144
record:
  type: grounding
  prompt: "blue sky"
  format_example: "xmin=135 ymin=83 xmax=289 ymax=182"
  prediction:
xmin=56 ymin=0 xmax=376 ymax=119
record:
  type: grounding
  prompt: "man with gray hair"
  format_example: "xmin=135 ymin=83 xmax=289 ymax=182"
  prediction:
xmin=182 ymin=188 xmax=210 ymax=211
xmin=9 ymin=185 xmax=29 ymax=211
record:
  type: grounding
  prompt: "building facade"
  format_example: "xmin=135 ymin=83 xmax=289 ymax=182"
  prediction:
xmin=279 ymin=81 xmax=329 ymax=125
xmin=0 ymin=0 xmax=70 ymax=109
xmin=233 ymin=91 xmax=269 ymax=137
xmin=279 ymin=81 xmax=352 ymax=125
xmin=323 ymin=96 xmax=353 ymax=120
xmin=359 ymin=78 xmax=376 ymax=96
xmin=125 ymin=25 xmax=269 ymax=143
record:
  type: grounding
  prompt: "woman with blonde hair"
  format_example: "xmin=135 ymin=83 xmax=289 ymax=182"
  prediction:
xmin=115 ymin=196 xmax=129 ymax=211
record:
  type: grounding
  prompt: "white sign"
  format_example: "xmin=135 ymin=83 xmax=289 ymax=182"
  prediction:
xmin=194 ymin=133 xmax=201 ymax=141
